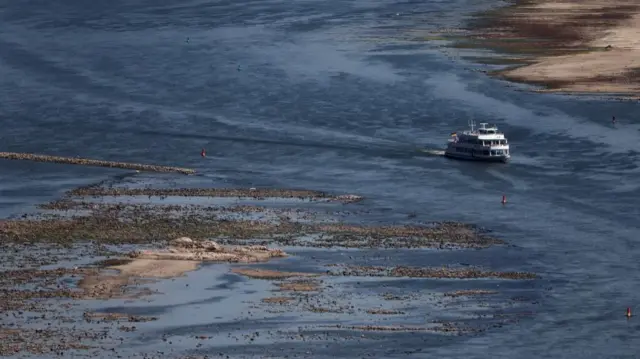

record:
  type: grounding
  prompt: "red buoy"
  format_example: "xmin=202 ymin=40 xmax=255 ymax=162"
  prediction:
xmin=501 ymin=195 xmax=507 ymax=205
xmin=627 ymin=307 xmax=632 ymax=318
xmin=201 ymin=148 xmax=206 ymax=157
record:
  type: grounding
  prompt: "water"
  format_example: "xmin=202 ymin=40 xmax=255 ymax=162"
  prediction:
xmin=1 ymin=0 xmax=640 ymax=358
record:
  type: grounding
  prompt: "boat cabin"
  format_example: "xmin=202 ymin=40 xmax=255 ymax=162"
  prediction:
xmin=477 ymin=123 xmax=499 ymax=135
xmin=451 ymin=122 xmax=509 ymax=149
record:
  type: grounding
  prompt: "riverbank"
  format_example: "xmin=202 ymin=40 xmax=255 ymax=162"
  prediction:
xmin=457 ymin=0 xmax=640 ymax=97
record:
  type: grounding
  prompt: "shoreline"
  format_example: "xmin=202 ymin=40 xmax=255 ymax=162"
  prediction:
xmin=457 ymin=0 xmax=640 ymax=98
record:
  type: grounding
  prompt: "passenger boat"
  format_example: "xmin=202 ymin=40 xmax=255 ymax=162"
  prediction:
xmin=444 ymin=121 xmax=510 ymax=163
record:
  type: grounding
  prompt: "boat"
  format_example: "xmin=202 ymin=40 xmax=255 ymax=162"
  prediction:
xmin=444 ymin=121 xmax=510 ymax=163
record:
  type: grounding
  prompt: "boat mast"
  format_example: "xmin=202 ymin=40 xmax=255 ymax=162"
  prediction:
xmin=468 ymin=119 xmax=476 ymax=132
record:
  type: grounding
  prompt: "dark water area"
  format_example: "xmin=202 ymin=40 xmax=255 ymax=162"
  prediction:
xmin=1 ymin=0 xmax=640 ymax=358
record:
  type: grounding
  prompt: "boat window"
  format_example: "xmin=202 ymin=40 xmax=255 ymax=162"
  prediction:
xmin=483 ymin=150 xmax=489 ymax=155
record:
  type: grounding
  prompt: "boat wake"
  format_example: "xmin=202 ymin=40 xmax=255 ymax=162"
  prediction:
xmin=418 ymin=148 xmax=446 ymax=156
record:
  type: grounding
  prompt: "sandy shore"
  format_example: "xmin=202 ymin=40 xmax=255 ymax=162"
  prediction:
xmin=464 ymin=0 xmax=640 ymax=97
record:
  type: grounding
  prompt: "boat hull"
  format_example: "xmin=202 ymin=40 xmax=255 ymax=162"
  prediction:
xmin=444 ymin=150 xmax=510 ymax=163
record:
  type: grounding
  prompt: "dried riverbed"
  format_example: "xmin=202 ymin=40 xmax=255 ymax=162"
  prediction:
xmin=3 ymin=188 xmax=501 ymax=248
xmin=0 ymin=182 xmax=540 ymax=358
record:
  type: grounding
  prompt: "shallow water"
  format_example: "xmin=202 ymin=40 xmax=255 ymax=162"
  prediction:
xmin=1 ymin=0 xmax=640 ymax=358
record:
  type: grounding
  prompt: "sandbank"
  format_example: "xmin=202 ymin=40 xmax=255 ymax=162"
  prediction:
xmin=116 ymin=238 xmax=287 ymax=278
xmin=231 ymin=268 xmax=317 ymax=279
xmin=110 ymin=259 xmax=200 ymax=279
xmin=464 ymin=0 xmax=640 ymax=97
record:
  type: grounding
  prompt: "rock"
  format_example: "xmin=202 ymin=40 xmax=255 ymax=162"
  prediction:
xmin=169 ymin=238 xmax=220 ymax=251
xmin=170 ymin=237 xmax=193 ymax=247
xmin=333 ymin=194 xmax=364 ymax=203
xmin=199 ymin=240 xmax=221 ymax=252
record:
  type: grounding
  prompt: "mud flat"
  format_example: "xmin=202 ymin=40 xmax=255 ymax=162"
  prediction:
xmin=0 ymin=181 xmax=540 ymax=358
xmin=240 ymin=263 xmax=537 ymax=340
xmin=326 ymin=264 xmax=538 ymax=280
xmin=232 ymin=268 xmax=318 ymax=279
xmin=322 ymin=323 xmax=477 ymax=335
xmin=129 ymin=237 xmax=287 ymax=264
xmin=456 ymin=0 xmax=640 ymax=97
xmin=0 ymin=327 xmax=96 ymax=356
xmin=0 ymin=263 xmax=152 ymax=355
xmin=82 ymin=311 xmax=157 ymax=323
xmin=0 ymin=238 xmax=289 ymax=356
xmin=4 ymin=191 xmax=501 ymax=249
xmin=64 ymin=186 xmax=364 ymax=204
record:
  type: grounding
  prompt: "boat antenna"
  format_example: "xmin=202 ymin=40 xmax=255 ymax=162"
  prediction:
xmin=468 ymin=119 xmax=475 ymax=132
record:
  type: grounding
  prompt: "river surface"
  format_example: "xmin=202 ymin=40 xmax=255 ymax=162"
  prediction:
xmin=1 ymin=0 xmax=640 ymax=358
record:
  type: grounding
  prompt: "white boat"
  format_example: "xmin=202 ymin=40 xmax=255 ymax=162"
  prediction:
xmin=444 ymin=121 xmax=510 ymax=163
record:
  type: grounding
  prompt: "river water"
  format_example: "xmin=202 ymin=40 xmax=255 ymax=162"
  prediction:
xmin=1 ymin=0 xmax=639 ymax=358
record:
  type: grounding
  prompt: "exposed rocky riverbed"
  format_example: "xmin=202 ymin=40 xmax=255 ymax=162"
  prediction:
xmin=0 ymin=181 xmax=540 ymax=357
